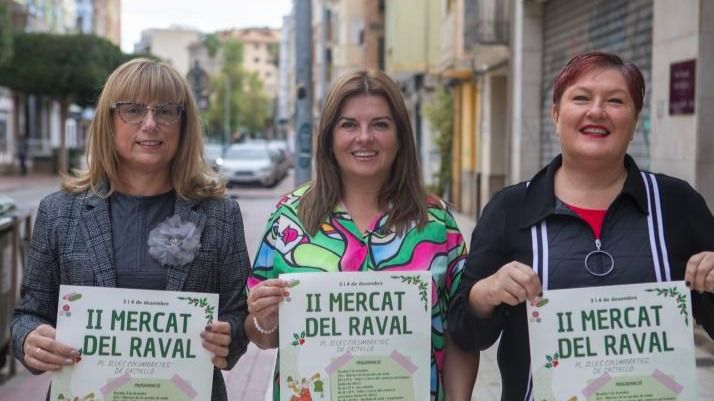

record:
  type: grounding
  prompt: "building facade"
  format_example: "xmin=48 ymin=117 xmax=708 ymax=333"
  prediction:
xmin=188 ymin=27 xmax=281 ymax=100
xmin=277 ymin=15 xmax=296 ymax=145
xmin=135 ymin=27 xmax=202 ymax=76
xmin=219 ymin=28 xmax=281 ymax=99
xmin=384 ymin=0 xmax=441 ymax=189
xmin=507 ymin=0 xmax=714 ymax=210
xmin=278 ymin=0 xmax=714 ymax=210
xmin=0 ymin=0 xmax=121 ymax=174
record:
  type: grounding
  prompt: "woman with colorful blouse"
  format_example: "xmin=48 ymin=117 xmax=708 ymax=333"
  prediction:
xmin=245 ymin=69 xmax=479 ymax=401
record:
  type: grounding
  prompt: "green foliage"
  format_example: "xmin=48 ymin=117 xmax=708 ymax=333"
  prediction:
xmin=203 ymin=33 xmax=221 ymax=58
xmin=0 ymin=33 xmax=127 ymax=106
xmin=0 ymin=1 xmax=13 ymax=65
xmin=0 ymin=32 xmax=130 ymax=173
xmin=267 ymin=42 xmax=279 ymax=65
xmin=204 ymin=38 xmax=270 ymax=138
xmin=424 ymin=87 xmax=454 ymax=198
xmin=222 ymin=40 xmax=243 ymax=67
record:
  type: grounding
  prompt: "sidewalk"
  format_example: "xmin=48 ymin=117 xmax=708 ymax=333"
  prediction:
xmin=452 ymin=212 xmax=501 ymax=400
xmin=0 ymin=174 xmax=59 ymax=193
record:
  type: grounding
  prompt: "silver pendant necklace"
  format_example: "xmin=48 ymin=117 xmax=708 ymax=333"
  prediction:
xmin=584 ymin=239 xmax=614 ymax=277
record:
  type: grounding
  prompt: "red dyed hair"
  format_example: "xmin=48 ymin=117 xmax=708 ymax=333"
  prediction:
xmin=552 ymin=51 xmax=645 ymax=116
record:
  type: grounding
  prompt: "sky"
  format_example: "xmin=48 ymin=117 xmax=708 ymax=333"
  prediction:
xmin=121 ymin=0 xmax=293 ymax=53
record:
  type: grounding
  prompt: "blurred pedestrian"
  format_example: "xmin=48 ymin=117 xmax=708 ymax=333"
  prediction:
xmin=16 ymin=134 xmax=28 ymax=176
xmin=448 ymin=51 xmax=714 ymax=401
xmin=245 ymin=69 xmax=479 ymax=401
xmin=11 ymin=58 xmax=251 ymax=401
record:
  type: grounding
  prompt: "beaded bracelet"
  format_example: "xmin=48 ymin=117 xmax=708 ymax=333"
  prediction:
xmin=253 ymin=315 xmax=278 ymax=335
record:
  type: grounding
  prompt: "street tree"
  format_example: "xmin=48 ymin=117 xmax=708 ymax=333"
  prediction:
xmin=203 ymin=39 xmax=270 ymax=143
xmin=0 ymin=32 xmax=128 ymax=173
xmin=0 ymin=0 xmax=13 ymax=65
xmin=424 ymin=87 xmax=454 ymax=199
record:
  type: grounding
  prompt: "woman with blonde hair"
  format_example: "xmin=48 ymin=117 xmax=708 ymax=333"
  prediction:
xmin=245 ymin=69 xmax=479 ymax=401
xmin=12 ymin=58 xmax=251 ymax=401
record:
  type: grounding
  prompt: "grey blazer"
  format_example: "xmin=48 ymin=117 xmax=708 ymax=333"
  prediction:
xmin=11 ymin=187 xmax=250 ymax=401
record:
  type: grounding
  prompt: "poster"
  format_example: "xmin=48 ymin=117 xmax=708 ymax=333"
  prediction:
xmin=278 ymin=271 xmax=431 ymax=401
xmin=51 ymin=285 xmax=218 ymax=401
xmin=527 ymin=281 xmax=698 ymax=401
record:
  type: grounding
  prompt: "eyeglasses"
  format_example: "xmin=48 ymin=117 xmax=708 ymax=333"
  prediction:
xmin=111 ymin=102 xmax=184 ymax=125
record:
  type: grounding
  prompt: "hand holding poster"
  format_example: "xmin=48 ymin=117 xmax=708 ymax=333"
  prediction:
xmin=527 ymin=281 xmax=698 ymax=401
xmin=51 ymin=285 xmax=218 ymax=401
xmin=278 ymin=271 xmax=431 ymax=401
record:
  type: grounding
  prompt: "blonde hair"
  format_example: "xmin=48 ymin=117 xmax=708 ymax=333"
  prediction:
xmin=62 ymin=58 xmax=224 ymax=199
xmin=299 ymin=69 xmax=429 ymax=235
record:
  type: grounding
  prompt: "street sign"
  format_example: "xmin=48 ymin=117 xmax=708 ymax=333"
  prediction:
xmin=669 ymin=59 xmax=696 ymax=115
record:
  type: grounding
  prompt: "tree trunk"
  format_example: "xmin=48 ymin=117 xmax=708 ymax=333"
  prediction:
xmin=58 ymin=99 xmax=69 ymax=175
xmin=12 ymin=90 xmax=21 ymax=152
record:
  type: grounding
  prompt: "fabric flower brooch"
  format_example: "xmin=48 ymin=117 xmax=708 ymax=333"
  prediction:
xmin=148 ymin=215 xmax=201 ymax=266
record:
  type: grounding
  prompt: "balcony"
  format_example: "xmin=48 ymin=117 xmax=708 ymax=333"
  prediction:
xmin=464 ymin=0 xmax=509 ymax=47
xmin=463 ymin=0 xmax=510 ymax=67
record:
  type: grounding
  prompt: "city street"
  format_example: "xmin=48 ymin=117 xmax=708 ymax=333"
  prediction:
xmin=1 ymin=172 xmax=714 ymax=400
xmin=0 ymin=0 xmax=713 ymax=400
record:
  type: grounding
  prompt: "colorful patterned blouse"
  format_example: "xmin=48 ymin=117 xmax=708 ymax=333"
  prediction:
xmin=248 ymin=186 xmax=467 ymax=401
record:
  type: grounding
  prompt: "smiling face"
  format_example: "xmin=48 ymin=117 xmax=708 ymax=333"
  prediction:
xmin=332 ymin=94 xmax=398 ymax=187
xmin=113 ymin=100 xmax=181 ymax=179
xmin=552 ymin=68 xmax=638 ymax=164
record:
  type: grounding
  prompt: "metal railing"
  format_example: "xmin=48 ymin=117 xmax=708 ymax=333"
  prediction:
xmin=464 ymin=0 xmax=510 ymax=48
xmin=0 ymin=208 xmax=33 ymax=382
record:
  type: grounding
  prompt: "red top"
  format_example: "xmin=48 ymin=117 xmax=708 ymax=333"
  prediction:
xmin=566 ymin=204 xmax=607 ymax=239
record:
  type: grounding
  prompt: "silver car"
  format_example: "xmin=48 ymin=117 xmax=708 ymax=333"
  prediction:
xmin=220 ymin=143 xmax=287 ymax=187
xmin=204 ymin=143 xmax=225 ymax=171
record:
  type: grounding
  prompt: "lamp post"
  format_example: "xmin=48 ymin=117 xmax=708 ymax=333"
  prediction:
xmin=223 ymin=75 xmax=230 ymax=146
xmin=187 ymin=60 xmax=209 ymax=111
xmin=294 ymin=0 xmax=313 ymax=186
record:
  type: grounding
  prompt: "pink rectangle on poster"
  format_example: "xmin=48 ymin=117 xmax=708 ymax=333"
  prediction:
xmin=390 ymin=351 xmax=417 ymax=374
xmin=100 ymin=372 xmax=131 ymax=396
xmin=581 ymin=373 xmax=611 ymax=398
xmin=325 ymin=352 xmax=353 ymax=375
xmin=171 ymin=374 xmax=199 ymax=399
xmin=652 ymin=369 xmax=683 ymax=394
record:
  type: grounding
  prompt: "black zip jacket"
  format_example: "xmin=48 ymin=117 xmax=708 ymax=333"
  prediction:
xmin=448 ymin=154 xmax=714 ymax=401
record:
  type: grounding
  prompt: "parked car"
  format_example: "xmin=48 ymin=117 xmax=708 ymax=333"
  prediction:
xmin=204 ymin=143 xmax=225 ymax=171
xmin=267 ymin=139 xmax=293 ymax=169
xmin=220 ymin=143 xmax=287 ymax=187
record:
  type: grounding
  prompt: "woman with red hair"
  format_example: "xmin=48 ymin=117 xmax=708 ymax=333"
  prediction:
xmin=448 ymin=51 xmax=714 ymax=400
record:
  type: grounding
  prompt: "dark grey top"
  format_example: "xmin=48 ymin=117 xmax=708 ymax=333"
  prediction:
xmin=110 ymin=190 xmax=175 ymax=290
